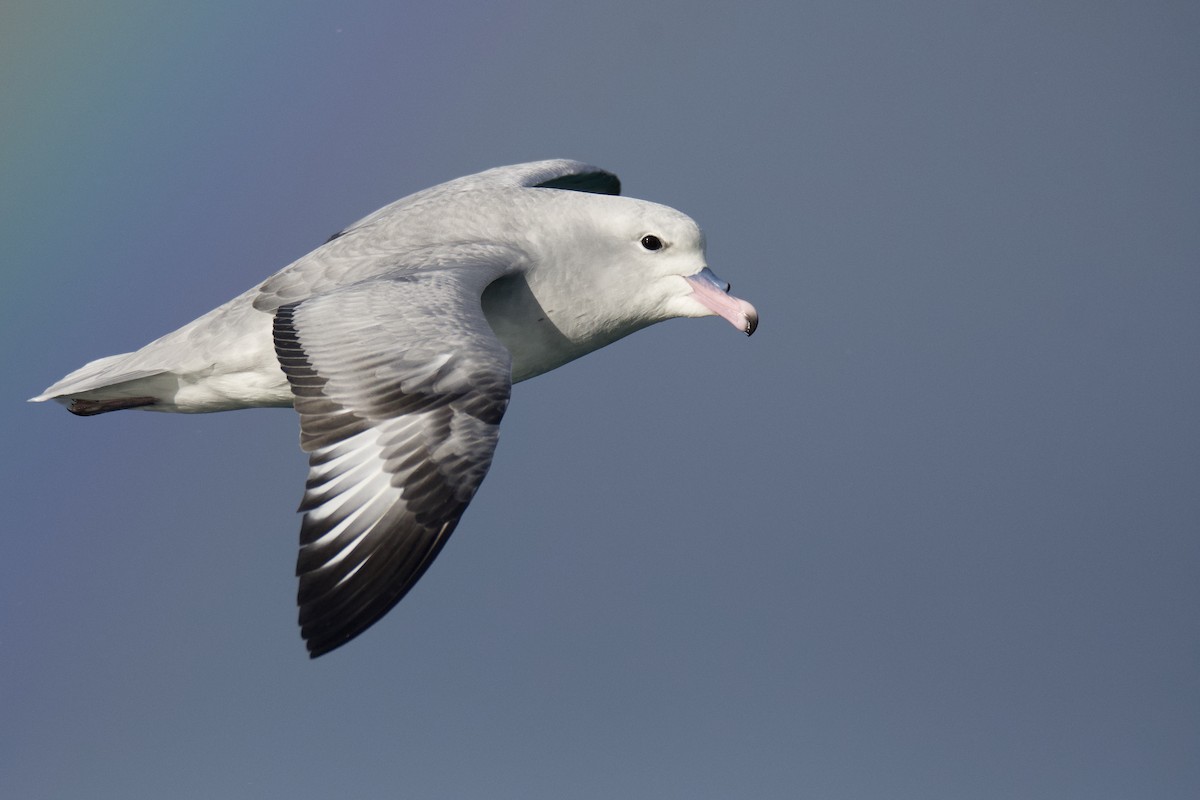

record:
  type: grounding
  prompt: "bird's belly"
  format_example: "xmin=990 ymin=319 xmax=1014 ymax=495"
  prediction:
xmin=135 ymin=296 xmax=294 ymax=412
xmin=167 ymin=366 xmax=293 ymax=411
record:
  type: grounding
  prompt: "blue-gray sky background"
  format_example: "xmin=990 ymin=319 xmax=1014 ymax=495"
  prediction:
xmin=2 ymin=2 xmax=1197 ymax=798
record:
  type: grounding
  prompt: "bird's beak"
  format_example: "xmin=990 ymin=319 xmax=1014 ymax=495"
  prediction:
xmin=684 ymin=268 xmax=759 ymax=336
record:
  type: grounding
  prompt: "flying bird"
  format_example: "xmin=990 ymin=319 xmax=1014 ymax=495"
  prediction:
xmin=32 ymin=160 xmax=758 ymax=657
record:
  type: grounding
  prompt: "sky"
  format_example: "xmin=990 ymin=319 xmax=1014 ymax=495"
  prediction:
xmin=2 ymin=1 xmax=1197 ymax=798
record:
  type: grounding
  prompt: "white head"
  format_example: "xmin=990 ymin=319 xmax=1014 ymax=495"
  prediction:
xmin=524 ymin=191 xmax=758 ymax=346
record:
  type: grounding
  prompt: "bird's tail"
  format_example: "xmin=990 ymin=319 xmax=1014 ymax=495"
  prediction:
xmin=30 ymin=352 xmax=168 ymax=415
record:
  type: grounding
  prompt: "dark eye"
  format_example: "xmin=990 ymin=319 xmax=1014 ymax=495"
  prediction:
xmin=640 ymin=234 xmax=664 ymax=251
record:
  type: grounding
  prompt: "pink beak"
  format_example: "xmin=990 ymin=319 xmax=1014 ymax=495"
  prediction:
xmin=684 ymin=268 xmax=759 ymax=336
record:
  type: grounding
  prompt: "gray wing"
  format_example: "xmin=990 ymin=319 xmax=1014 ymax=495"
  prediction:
xmin=316 ymin=160 xmax=619 ymax=242
xmin=407 ymin=158 xmax=621 ymax=196
xmin=322 ymin=160 xmax=619 ymax=242
xmin=272 ymin=264 xmax=513 ymax=657
xmin=254 ymin=161 xmax=617 ymax=312
xmin=514 ymin=159 xmax=620 ymax=194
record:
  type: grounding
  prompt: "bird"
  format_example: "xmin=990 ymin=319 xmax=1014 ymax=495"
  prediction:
xmin=32 ymin=159 xmax=758 ymax=657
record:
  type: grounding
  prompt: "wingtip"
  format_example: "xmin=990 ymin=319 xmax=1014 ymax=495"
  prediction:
xmin=304 ymin=633 xmax=349 ymax=659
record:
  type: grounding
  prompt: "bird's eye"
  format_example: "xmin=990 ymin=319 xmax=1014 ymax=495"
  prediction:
xmin=640 ymin=234 xmax=664 ymax=251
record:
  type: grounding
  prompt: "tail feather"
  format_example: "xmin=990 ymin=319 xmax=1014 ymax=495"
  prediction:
xmin=30 ymin=351 xmax=167 ymax=404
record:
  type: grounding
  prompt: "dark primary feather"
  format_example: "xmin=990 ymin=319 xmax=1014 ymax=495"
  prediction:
xmin=272 ymin=264 xmax=513 ymax=657
xmin=532 ymin=170 xmax=620 ymax=196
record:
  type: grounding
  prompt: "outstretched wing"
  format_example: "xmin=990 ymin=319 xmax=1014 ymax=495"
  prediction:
xmin=272 ymin=263 xmax=513 ymax=657
xmin=254 ymin=161 xmax=618 ymax=311
xmin=418 ymin=158 xmax=621 ymax=195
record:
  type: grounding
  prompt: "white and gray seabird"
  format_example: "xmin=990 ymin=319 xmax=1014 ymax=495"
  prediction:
xmin=32 ymin=160 xmax=758 ymax=657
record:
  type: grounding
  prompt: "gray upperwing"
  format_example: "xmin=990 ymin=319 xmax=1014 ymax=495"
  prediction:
xmin=255 ymin=160 xmax=619 ymax=310
xmin=272 ymin=263 xmax=514 ymax=657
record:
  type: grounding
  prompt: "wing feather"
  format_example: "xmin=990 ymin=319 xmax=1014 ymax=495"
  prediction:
xmin=273 ymin=263 xmax=513 ymax=657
